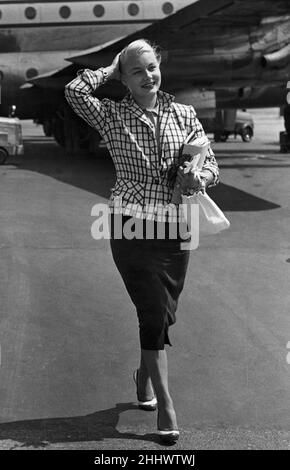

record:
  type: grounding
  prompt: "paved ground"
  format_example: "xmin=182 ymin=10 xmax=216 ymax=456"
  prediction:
xmin=0 ymin=110 xmax=290 ymax=450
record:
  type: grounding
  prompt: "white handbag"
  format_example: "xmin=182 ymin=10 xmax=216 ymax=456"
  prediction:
xmin=180 ymin=192 xmax=230 ymax=250
xmin=182 ymin=191 xmax=230 ymax=236
xmin=170 ymin=134 xmax=230 ymax=248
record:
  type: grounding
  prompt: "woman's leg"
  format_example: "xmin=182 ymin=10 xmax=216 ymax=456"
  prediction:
xmin=141 ymin=348 xmax=178 ymax=430
xmin=137 ymin=350 xmax=155 ymax=401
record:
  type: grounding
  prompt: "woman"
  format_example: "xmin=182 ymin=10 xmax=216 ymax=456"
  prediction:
xmin=65 ymin=39 xmax=219 ymax=445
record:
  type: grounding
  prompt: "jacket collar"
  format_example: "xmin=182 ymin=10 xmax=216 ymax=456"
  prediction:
xmin=121 ymin=89 xmax=175 ymax=119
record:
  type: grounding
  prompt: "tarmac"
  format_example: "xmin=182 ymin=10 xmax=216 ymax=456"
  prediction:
xmin=0 ymin=109 xmax=290 ymax=450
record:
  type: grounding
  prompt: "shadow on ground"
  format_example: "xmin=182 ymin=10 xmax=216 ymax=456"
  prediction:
xmin=0 ymin=403 xmax=160 ymax=449
xmin=214 ymin=148 xmax=283 ymax=155
xmin=5 ymin=140 xmax=280 ymax=211
xmin=207 ymin=183 xmax=279 ymax=211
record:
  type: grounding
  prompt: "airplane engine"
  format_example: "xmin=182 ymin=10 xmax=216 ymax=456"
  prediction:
xmin=238 ymin=87 xmax=253 ymax=99
xmin=261 ymin=44 xmax=290 ymax=69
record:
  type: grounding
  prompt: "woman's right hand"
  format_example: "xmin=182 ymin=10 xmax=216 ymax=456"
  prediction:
xmin=104 ymin=53 xmax=121 ymax=81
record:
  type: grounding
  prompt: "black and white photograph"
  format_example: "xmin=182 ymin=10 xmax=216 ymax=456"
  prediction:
xmin=0 ymin=0 xmax=290 ymax=458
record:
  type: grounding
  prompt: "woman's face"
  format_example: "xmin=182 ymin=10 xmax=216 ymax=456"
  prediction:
xmin=121 ymin=48 xmax=161 ymax=101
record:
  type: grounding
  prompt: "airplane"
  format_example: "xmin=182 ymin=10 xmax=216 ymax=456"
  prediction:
xmin=0 ymin=0 xmax=193 ymax=111
xmin=1 ymin=0 xmax=290 ymax=150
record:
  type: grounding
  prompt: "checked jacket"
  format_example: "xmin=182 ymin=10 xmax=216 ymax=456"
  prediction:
xmin=65 ymin=69 xmax=219 ymax=222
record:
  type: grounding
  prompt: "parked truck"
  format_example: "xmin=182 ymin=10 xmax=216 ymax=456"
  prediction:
xmin=0 ymin=117 xmax=24 ymax=164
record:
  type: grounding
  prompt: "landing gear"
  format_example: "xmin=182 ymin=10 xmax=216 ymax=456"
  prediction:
xmin=42 ymin=119 xmax=52 ymax=137
xmin=51 ymin=114 xmax=65 ymax=147
xmin=49 ymin=101 xmax=102 ymax=154
xmin=280 ymin=105 xmax=290 ymax=152
xmin=280 ymin=132 xmax=290 ymax=153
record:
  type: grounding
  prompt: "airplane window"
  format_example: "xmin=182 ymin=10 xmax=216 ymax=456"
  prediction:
xmin=26 ymin=68 xmax=38 ymax=79
xmin=128 ymin=3 xmax=139 ymax=16
xmin=162 ymin=2 xmax=174 ymax=15
xmin=25 ymin=7 xmax=37 ymax=20
xmin=59 ymin=6 xmax=71 ymax=19
xmin=93 ymin=5 xmax=105 ymax=17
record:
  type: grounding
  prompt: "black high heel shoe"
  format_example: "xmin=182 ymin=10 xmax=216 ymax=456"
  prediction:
xmin=157 ymin=410 xmax=180 ymax=445
xmin=133 ymin=369 xmax=157 ymax=411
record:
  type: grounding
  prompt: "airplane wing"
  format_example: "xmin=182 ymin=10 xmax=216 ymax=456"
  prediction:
xmin=26 ymin=0 xmax=290 ymax=95
xmin=65 ymin=0 xmax=290 ymax=66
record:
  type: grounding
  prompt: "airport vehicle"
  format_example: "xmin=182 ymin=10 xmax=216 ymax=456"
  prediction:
xmin=0 ymin=117 xmax=24 ymax=164
xmin=0 ymin=0 xmax=290 ymax=151
xmin=212 ymin=110 xmax=254 ymax=143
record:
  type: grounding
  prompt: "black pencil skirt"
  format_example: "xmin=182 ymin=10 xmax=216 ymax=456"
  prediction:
xmin=109 ymin=214 xmax=191 ymax=350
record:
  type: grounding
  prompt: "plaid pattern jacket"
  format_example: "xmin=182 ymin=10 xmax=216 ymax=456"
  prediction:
xmin=64 ymin=69 xmax=219 ymax=221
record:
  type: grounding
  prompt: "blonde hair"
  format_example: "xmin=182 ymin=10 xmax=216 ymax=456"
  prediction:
xmin=119 ymin=39 xmax=162 ymax=74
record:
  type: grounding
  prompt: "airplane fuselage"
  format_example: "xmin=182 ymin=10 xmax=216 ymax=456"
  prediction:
xmin=0 ymin=0 xmax=290 ymax=118
xmin=0 ymin=0 xmax=193 ymax=107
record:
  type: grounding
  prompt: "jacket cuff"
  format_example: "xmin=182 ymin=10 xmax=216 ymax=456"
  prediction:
xmin=76 ymin=68 xmax=108 ymax=88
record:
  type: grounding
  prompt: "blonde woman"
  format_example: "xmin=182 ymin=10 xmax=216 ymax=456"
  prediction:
xmin=65 ymin=39 xmax=219 ymax=445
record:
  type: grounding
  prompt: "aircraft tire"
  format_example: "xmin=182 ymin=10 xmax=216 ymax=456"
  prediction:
xmin=0 ymin=148 xmax=8 ymax=165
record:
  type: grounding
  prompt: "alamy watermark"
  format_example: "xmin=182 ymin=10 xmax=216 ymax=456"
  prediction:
xmin=91 ymin=197 xmax=200 ymax=250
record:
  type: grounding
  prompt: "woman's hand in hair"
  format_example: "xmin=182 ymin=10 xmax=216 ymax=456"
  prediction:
xmin=104 ymin=53 xmax=122 ymax=81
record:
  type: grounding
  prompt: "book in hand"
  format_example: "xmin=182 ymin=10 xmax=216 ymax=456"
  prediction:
xmin=171 ymin=135 xmax=210 ymax=204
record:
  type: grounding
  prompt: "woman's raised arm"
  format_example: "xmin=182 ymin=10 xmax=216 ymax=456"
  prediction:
xmin=64 ymin=53 xmax=121 ymax=137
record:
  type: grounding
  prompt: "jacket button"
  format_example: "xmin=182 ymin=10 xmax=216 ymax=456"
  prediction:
xmin=153 ymin=177 xmax=159 ymax=184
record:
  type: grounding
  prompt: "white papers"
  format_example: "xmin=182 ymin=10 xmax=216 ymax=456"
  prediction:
xmin=182 ymin=135 xmax=211 ymax=172
xmin=171 ymin=135 xmax=210 ymax=204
